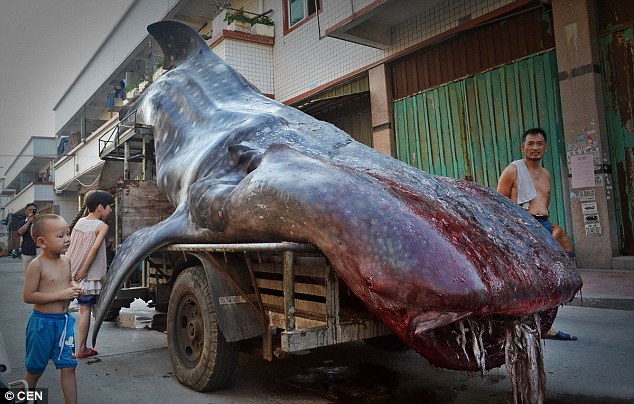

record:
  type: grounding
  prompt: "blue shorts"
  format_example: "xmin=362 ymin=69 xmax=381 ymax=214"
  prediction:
xmin=76 ymin=294 xmax=97 ymax=306
xmin=25 ymin=310 xmax=77 ymax=374
xmin=533 ymin=215 xmax=553 ymax=234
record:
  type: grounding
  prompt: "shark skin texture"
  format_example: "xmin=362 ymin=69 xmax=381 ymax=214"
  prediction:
xmin=93 ymin=20 xmax=582 ymax=371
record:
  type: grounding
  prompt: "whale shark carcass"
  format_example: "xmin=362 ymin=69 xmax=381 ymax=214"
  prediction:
xmin=94 ymin=20 xmax=581 ymax=372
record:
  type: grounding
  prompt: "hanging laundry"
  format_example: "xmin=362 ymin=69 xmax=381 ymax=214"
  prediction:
xmin=106 ymin=91 xmax=115 ymax=108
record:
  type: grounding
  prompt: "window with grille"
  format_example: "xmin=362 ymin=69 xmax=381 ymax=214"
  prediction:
xmin=287 ymin=0 xmax=320 ymax=27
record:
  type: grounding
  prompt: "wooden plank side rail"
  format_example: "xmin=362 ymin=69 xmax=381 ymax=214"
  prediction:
xmin=156 ymin=242 xmax=392 ymax=354
xmin=283 ymin=251 xmax=295 ymax=331
xmin=256 ymin=278 xmax=326 ymax=297
xmin=261 ymin=295 xmax=327 ymax=320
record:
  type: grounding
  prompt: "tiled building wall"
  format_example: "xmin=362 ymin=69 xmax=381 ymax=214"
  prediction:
xmin=391 ymin=0 xmax=514 ymax=53
xmin=242 ymin=0 xmax=261 ymax=14
xmin=211 ymin=8 xmax=225 ymax=35
xmin=216 ymin=0 xmax=515 ymax=101
xmin=54 ymin=193 xmax=79 ymax=224
xmin=210 ymin=1 xmax=274 ymax=94
xmin=211 ymin=40 xmax=226 ymax=60
xmin=261 ymin=0 xmax=513 ymax=102
xmin=224 ymin=40 xmax=274 ymax=95
xmin=265 ymin=0 xmax=381 ymax=101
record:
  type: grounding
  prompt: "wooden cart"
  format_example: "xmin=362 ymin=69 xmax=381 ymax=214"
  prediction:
xmin=100 ymin=117 xmax=397 ymax=391
xmin=107 ymin=180 xmax=394 ymax=392
xmin=157 ymin=242 xmax=393 ymax=391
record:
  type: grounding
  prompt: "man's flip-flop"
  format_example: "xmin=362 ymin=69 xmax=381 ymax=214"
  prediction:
xmin=545 ymin=331 xmax=577 ymax=341
xmin=77 ymin=348 xmax=99 ymax=358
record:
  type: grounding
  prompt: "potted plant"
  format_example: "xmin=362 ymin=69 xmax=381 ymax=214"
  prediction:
xmin=251 ymin=14 xmax=274 ymax=37
xmin=224 ymin=8 xmax=274 ymax=36
xmin=224 ymin=8 xmax=251 ymax=33
xmin=126 ymin=83 xmax=139 ymax=100
xmin=153 ymin=61 xmax=165 ymax=81
xmin=138 ymin=76 xmax=150 ymax=92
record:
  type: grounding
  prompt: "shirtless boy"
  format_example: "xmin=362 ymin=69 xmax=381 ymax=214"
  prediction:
xmin=498 ymin=127 xmax=577 ymax=341
xmin=23 ymin=214 xmax=83 ymax=404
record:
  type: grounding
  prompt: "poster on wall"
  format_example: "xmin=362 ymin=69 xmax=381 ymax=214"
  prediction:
xmin=571 ymin=153 xmax=595 ymax=188
xmin=567 ymin=130 xmax=601 ymax=189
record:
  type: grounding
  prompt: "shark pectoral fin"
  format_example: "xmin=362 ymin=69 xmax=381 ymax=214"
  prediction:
xmin=188 ymin=146 xmax=263 ymax=231
xmin=188 ymin=180 xmax=239 ymax=231
xmin=92 ymin=206 xmax=199 ymax=346
xmin=227 ymin=144 xmax=263 ymax=174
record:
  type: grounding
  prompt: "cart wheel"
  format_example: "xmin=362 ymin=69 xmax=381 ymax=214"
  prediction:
xmin=167 ymin=266 xmax=239 ymax=391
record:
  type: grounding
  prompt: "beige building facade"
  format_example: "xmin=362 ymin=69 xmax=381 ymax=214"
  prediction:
xmin=51 ymin=0 xmax=633 ymax=269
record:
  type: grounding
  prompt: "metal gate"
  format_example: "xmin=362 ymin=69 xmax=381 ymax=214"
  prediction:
xmin=393 ymin=51 xmax=568 ymax=229
xmin=296 ymin=76 xmax=372 ymax=147
xmin=599 ymin=25 xmax=634 ymax=254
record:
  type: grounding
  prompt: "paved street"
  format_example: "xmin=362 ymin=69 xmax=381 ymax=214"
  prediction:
xmin=1 ymin=257 xmax=633 ymax=403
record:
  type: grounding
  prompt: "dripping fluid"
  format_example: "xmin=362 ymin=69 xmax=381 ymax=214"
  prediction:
xmin=452 ymin=315 xmax=546 ymax=403
xmin=504 ymin=314 xmax=546 ymax=404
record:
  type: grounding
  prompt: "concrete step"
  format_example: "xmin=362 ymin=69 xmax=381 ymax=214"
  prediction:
xmin=611 ymin=256 xmax=634 ymax=271
xmin=568 ymin=296 xmax=634 ymax=311
xmin=570 ymin=268 xmax=634 ymax=311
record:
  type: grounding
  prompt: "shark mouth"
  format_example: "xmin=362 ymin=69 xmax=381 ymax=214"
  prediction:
xmin=408 ymin=311 xmax=553 ymax=372
xmin=424 ymin=312 xmax=550 ymax=403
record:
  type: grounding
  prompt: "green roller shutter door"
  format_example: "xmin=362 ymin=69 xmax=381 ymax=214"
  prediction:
xmin=394 ymin=51 xmax=568 ymax=230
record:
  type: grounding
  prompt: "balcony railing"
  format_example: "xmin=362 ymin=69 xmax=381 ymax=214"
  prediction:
xmin=99 ymin=109 xmax=152 ymax=162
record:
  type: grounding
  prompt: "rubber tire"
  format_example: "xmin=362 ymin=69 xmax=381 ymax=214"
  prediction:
xmin=167 ymin=266 xmax=239 ymax=391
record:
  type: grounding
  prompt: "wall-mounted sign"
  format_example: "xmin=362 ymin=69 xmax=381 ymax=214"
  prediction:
xmin=578 ymin=189 xmax=596 ymax=202
xmin=594 ymin=174 xmax=604 ymax=187
xmin=585 ymin=223 xmax=602 ymax=235
xmin=584 ymin=213 xmax=599 ymax=224
xmin=581 ymin=201 xmax=598 ymax=215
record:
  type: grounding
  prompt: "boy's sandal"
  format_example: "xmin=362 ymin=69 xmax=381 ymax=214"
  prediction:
xmin=544 ymin=331 xmax=577 ymax=341
xmin=77 ymin=348 xmax=99 ymax=358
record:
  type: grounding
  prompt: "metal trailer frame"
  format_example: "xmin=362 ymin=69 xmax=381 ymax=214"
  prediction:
xmin=163 ymin=242 xmax=391 ymax=360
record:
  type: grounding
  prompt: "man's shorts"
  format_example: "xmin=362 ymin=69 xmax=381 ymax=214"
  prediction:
xmin=532 ymin=214 xmax=553 ymax=234
xmin=76 ymin=294 xmax=98 ymax=306
xmin=25 ymin=310 xmax=77 ymax=374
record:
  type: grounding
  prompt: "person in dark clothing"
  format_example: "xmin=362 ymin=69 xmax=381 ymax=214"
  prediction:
xmin=18 ymin=203 xmax=39 ymax=275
